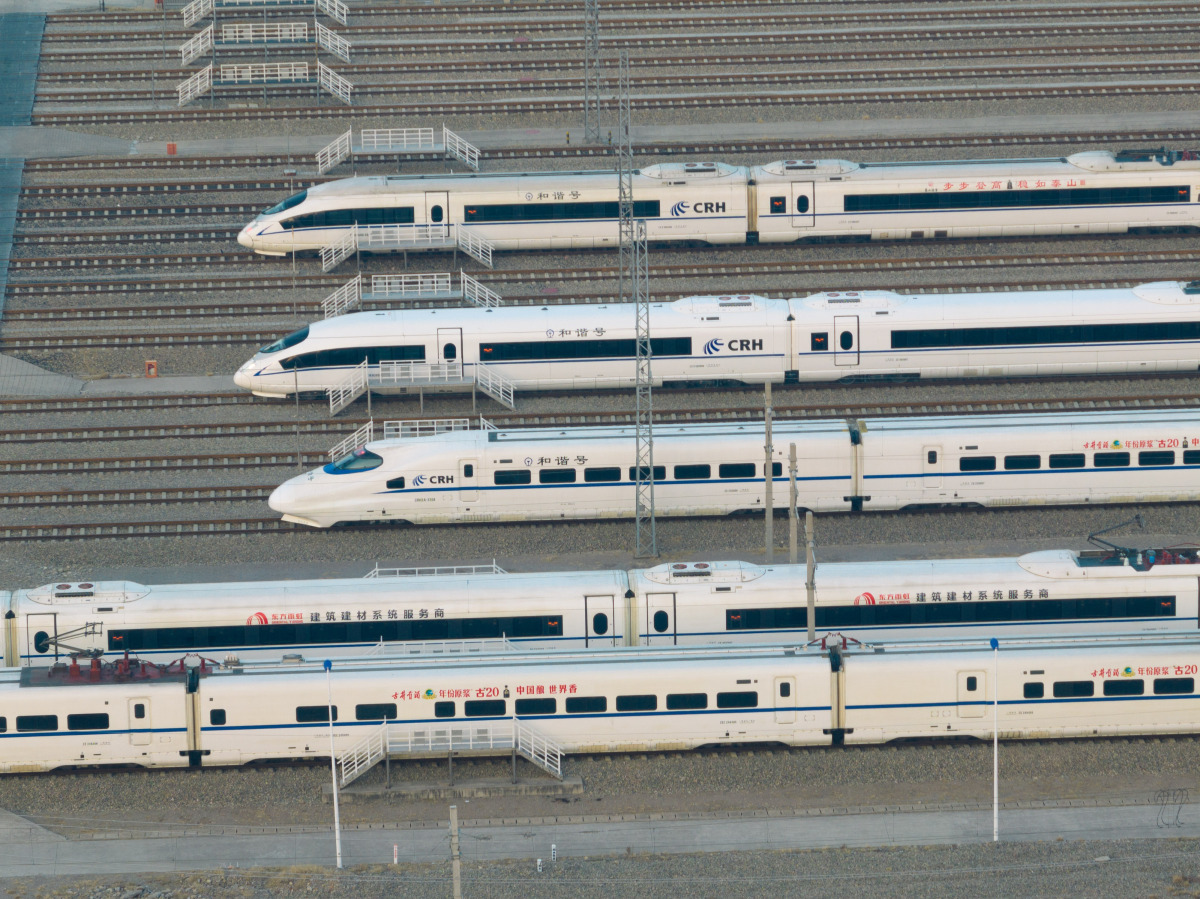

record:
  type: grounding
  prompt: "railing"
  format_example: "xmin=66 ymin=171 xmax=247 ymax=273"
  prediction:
xmin=316 ymin=127 xmax=352 ymax=175
xmin=357 ymin=223 xmax=451 ymax=251
xmin=316 ymin=21 xmax=351 ymax=62
xmin=475 ymin=363 xmax=515 ymax=409
xmin=374 ymin=361 xmax=465 ymax=387
xmin=369 ymin=271 xmax=451 ymax=299
xmin=364 ymin=562 xmax=507 ymax=578
xmin=515 ymin=719 xmax=564 ymax=779
xmin=454 ymin=223 xmax=493 ymax=268
xmin=443 ymin=126 xmax=480 ymax=171
xmin=364 ymin=636 xmax=513 ymax=656
xmin=219 ymin=62 xmax=309 ymax=84
xmin=328 ymin=419 xmax=372 ymax=460
xmin=220 ymin=21 xmax=308 ymax=44
xmin=338 ymin=725 xmax=386 ymax=788
xmin=362 ymin=127 xmax=435 ymax=152
xmin=321 ymin=273 xmax=361 ymax=318
xmin=316 ymin=0 xmax=348 ymax=25
xmin=327 ymin=360 xmax=367 ymax=414
xmin=177 ymin=65 xmax=212 ymax=106
xmin=381 ymin=417 xmax=475 ymax=440
xmin=182 ymin=0 xmax=213 ymax=28
xmin=461 ymin=270 xmax=502 ymax=307
xmin=320 ymin=225 xmax=356 ymax=271
xmin=180 ymin=25 xmax=212 ymax=65
xmin=318 ymin=61 xmax=353 ymax=105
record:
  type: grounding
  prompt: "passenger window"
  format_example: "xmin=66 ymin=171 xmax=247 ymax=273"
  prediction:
xmin=1154 ymin=678 xmax=1194 ymax=695
xmin=566 ymin=696 xmax=607 ymax=714
xmin=616 ymin=695 xmax=657 ymax=712
xmin=673 ymin=464 xmax=710 ymax=480
xmin=431 ymin=204 xmax=444 ymax=223
xmin=355 ymin=703 xmax=397 ymax=721
xmin=464 ymin=700 xmax=506 ymax=717
xmin=1139 ymin=451 xmax=1175 ymax=466
xmin=770 ymin=196 xmax=785 ymax=213
xmin=796 ymin=196 xmax=810 ymax=213
xmin=1094 ymin=452 xmax=1130 ymax=468
xmin=653 ymin=610 xmax=669 ymax=633
xmin=1049 ymin=453 xmax=1085 ymax=469
xmin=1103 ymin=679 xmax=1144 ymax=696
xmin=494 ymin=469 xmax=531 ymax=485
xmin=839 ymin=331 xmax=854 ymax=350
xmin=1004 ymin=455 xmax=1041 ymax=471
xmin=592 ymin=612 xmax=609 ymax=635
xmin=17 ymin=715 xmax=58 ymax=732
xmin=1052 ymin=681 xmax=1094 ymax=698
xmin=67 ymin=714 xmax=109 ymax=731
xmin=1184 ymin=450 xmax=1200 ymax=465
xmin=515 ymin=698 xmax=556 ymax=715
xmin=210 ymin=709 xmax=227 ymax=726
xmin=1023 ymin=683 xmax=1044 ymax=699
xmin=386 ymin=477 xmax=405 ymax=490
xmin=34 ymin=631 xmax=50 ymax=653
xmin=716 ymin=691 xmax=758 ymax=709
xmin=539 ymin=468 xmax=577 ymax=484
xmin=811 ymin=333 xmax=828 ymax=351
xmin=296 ymin=705 xmax=336 ymax=723
xmin=667 ymin=693 xmax=707 ymax=710
xmin=584 ymin=467 xmax=621 ymax=482
xmin=435 ymin=701 xmax=455 ymax=718
xmin=959 ymin=456 xmax=996 ymax=472
xmin=0 ymin=717 xmax=6 ymax=733
xmin=719 ymin=463 xmax=755 ymax=478
xmin=628 ymin=466 xmax=665 ymax=481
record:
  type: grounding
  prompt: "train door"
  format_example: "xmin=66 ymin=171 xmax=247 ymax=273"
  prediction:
xmin=458 ymin=459 xmax=478 ymax=502
xmin=128 ymin=697 xmax=151 ymax=746
xmin=790 ymin=182 xmax=815 ymax=228
xmin=644 ymin=592 xmax=677 ymax=646
xmin=956 ymin=670 xmax=986 ymax=718
xmin=774 ymin=676 xmax=796 ymax=724
xmin=424 ymin=191 xmax=449 ymax=227
xmin=25 ymin=612 xmax=56 ymax=662
xmin=922 ymin=445 xmax=943 ymax=492
xmin=437 ymin=328 xmax=463 ymax=364
xmin=585 ymin=594 xmax=617 ymax=648
xmin=834 ymin=316 xmax=860 ymax=366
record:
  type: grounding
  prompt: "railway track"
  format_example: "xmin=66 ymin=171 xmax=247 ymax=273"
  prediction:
xmin=6 ymin=246 xmax=1200 ymax=293
xmin=4 ymin=393 xmax=1196 ymax=445
xmin=30 ymin=79 xmax=1200 ymax=127
xmin=33 ymin=41 xmax=1200 ymax=86
xmin=37 ymin=61 xmax=1200 ymax=106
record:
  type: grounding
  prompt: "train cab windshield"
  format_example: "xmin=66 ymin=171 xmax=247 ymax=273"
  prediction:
xmin=258 ymin=326 xmax=309 ymax=356
xmin=325 ymin=447 xmax=384 ymax=473
xmin=263 ymin=190 xmax=308 ymax=216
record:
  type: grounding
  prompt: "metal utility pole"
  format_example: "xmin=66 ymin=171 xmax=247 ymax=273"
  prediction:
xmin=618 ymin=50 xmax=655 ymax=557
xmin=583 ymin=0 xmax=601 ymax=144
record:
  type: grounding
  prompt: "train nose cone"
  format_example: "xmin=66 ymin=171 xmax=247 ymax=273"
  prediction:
xmin=237 ymin=225 xmax=254 ymax=249
xmin=268 ymin=481 xmax=298 ymax=515
xmin=232 ymin=361 xmax=254 ymax=390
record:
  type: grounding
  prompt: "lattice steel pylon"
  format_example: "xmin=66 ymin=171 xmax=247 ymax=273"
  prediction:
xmin=583 ymin=0 xmax=601 ymax=145
xmin=615 ymin=50 xmax=656 ymax=557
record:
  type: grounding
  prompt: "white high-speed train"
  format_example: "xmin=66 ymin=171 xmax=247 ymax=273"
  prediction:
xmin=237 ymin=148 xmax=1200 ymax=256
xmin=233 ymin=281 xmax=1200 ymax=397
xmin=6 ymin=633 xmax=1200 ymax=772
xmin=268 ymin=408 xmax=1200 ymax=528
xmin=6 ymin=545 xmax=1196 ymax=667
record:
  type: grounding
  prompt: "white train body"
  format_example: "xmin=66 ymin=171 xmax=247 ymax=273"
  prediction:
xmin=233 ymin=281 xmax=1200 ymax=397
xmin=7 ymin=634 xmax=1200 ymax=772
xmin=268 ymin=408 xmax=1200 ymax=527
xmin=237 ymin=150 xmax=1200 ymax=256
xmin=6 ymin=548 xmax=1198 ymax=668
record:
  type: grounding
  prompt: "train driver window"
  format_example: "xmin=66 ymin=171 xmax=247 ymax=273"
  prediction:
xmin=811 ymin=333 xmax=828 ymax=351
xmin=770 ymin=196 xmax=786 ymax=214
xmin=430 ymin=205 xmax=444 ymax=224
xmin=386 ymin=477 xmax=405 ymax=489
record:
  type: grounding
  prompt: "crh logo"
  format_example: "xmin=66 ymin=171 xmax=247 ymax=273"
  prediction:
xmin=670 ymin=201 xmax=691 ymax=216
xmin=412 ymin=474 xmax=426 ymax=487
xmin=853 ymin=592 xmax=876 ymax=606
xmin=704 ymin=338 xmax=724 ymax=355
xmin=414 ymin=474 xmax=454 ymax=486
xmin=247 ymin=612 xmax=269 ymax=625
